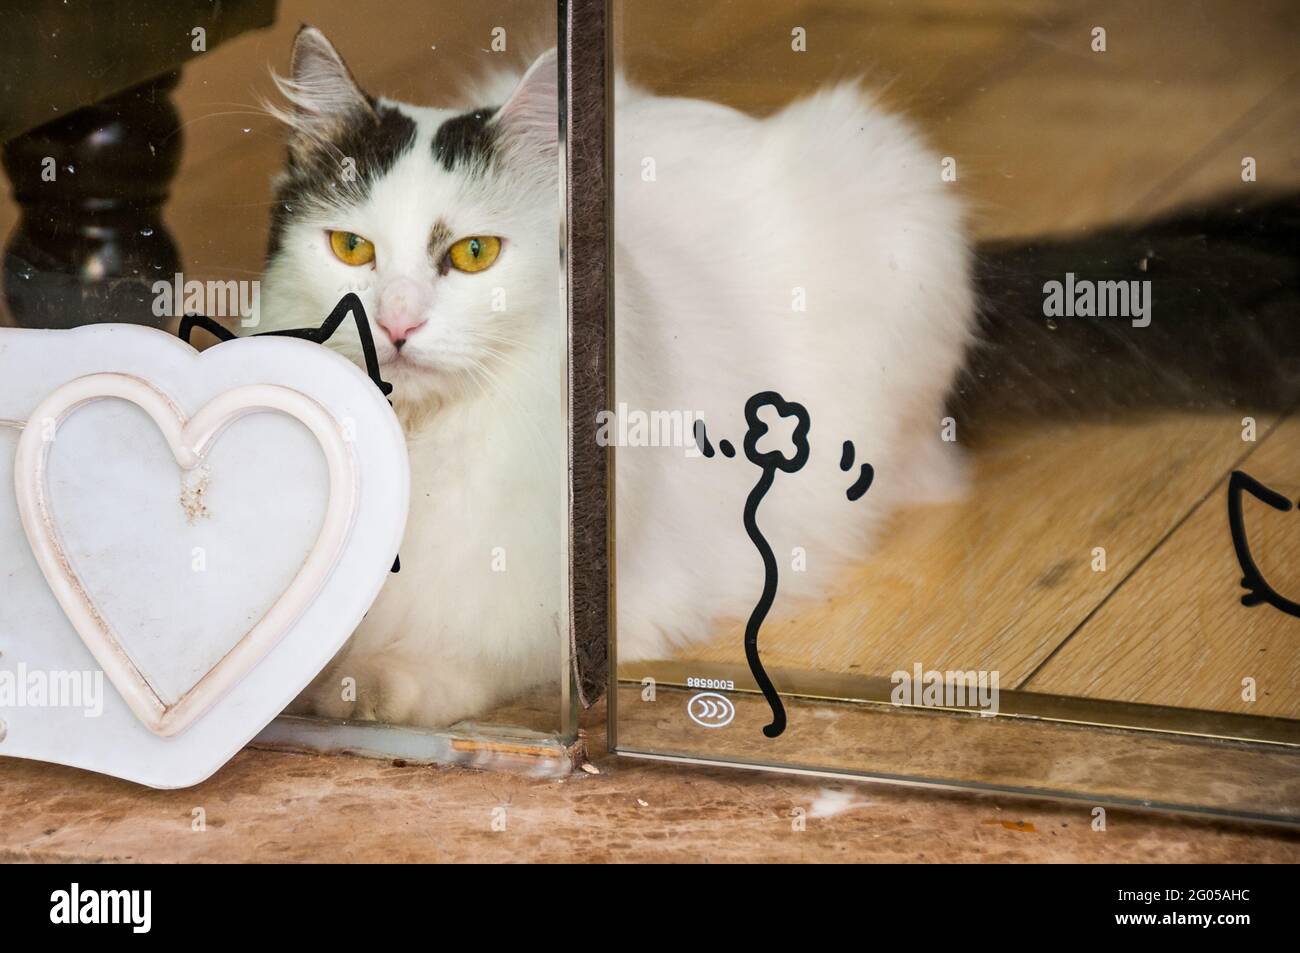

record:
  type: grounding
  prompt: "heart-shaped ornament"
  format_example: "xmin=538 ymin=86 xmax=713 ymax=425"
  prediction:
xmin=14 ymin=372 xmax=358 ymax=738
xmin=0 ymin=324 xmax=408 ymax=787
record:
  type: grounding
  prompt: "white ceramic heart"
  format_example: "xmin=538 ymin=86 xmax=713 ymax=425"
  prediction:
xmin=0 ymin=324 xmax=409 ymax=788
xmin=14 ymin=373 xmax=358 ymax=738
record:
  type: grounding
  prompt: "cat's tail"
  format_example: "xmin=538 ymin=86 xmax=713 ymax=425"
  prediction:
xmin=949 ymin=192 xmax=1300 ymax=437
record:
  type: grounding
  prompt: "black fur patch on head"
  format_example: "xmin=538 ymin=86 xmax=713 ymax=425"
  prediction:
xmin=267 ymin=102 xmax=417 ymax=258
xmin=432 ymin=107 xmax=498 ymax=172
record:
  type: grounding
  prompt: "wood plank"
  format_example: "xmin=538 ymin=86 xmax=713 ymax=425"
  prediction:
xmin=1131 ymin=69 xmax=1300 ymax=217
xmin=939 ymin=0 xmax=1300 ymax=239
xmin=1028 ymin=416 xmax=1300 ymax=718
xmin=615 ymin=0 xmax=1074 ymax=119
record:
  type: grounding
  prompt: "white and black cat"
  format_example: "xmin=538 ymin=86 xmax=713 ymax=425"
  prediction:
xmin=257 ymin=28 xmax=568 ymax=725
xmin=256 ymin=27 xmax=1300 ymax=727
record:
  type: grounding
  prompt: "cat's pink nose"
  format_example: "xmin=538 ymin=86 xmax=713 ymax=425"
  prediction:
xmin=377 ymin=278 xmax=429 ymax=345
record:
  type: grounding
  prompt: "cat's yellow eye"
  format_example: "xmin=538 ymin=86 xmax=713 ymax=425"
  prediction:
xmin=447 ymin=235 xmax=501 ymax=273
xmin=329 ymin=230 xmax=375 ymax=267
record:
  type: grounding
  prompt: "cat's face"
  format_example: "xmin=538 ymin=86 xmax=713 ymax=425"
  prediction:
xmin=263 ymin=27 xmax=559 ymax=415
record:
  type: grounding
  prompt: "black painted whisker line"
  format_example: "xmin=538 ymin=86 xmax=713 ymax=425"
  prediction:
xmin=693 ymin=418 xmax=715 ymax=458
xmin=847 ymin=462 xmax=875 ymax=502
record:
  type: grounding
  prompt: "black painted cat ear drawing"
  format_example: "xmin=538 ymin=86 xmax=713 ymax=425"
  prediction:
xmin=1228 ymin=470 xmax=1300 ymax=618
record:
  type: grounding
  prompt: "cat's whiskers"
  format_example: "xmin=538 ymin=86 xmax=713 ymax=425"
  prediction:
xmin=165 ymin=106 xmax=279 ymax=145
xmin=458 ymin=330 xmax=547 ymax=385
xmin=463 ymin=340 xmax=536 ymax=379
xmin=460 ymin=356 xmax=557 ymax=468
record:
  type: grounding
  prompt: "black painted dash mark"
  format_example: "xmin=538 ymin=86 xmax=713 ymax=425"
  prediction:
xmin=847 ymin=463 xmax=875 ymax=502
xmin=840 ymin=440 xmax=855 ymax=471
xmin=719 ymin=439 xmax=735 ymax=458
xmin=693 ymin=418 xmax=715 ymax=458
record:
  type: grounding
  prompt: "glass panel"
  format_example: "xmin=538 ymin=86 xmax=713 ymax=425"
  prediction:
xmin=0 ymin=0 xmax=574 ymax=768
xmin=610 ymin=0 xmax=1300 ymax=820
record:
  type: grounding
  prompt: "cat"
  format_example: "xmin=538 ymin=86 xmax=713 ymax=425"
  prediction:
xmin=254 ymin=26 xmax=973 ymax=726
xmin=256 ymin=28 xmax=568 ymax=726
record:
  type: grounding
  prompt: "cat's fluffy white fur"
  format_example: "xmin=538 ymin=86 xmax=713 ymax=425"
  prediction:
xmin=257 ymin=34 xmax=565 ymax=725
xmin=613 ymin=81 xmax=973 ymax=660
xmin=257 ymin=30 xmax=973 ymax=726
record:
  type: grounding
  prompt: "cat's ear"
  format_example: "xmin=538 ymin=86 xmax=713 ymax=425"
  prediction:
xmin=492 ymin=48 xmax=559 ymax=161
xmin=272 ymin=26 xmax=376 ymax=153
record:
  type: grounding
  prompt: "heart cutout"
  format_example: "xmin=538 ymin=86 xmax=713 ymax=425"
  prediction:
xmin=13 ymin=372 xmax=358 ymax=737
